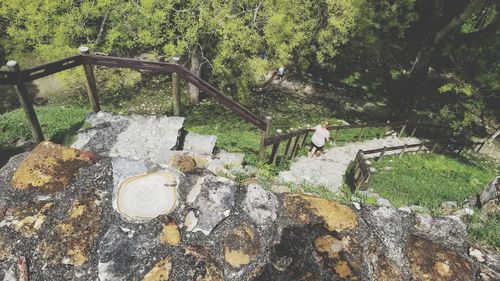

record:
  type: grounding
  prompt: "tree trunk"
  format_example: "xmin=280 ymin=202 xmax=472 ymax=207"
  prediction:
xmin=396 ymin=0 xmax=487 ymax=116
xmin=189 ymin=45 xmax=202 ymax=104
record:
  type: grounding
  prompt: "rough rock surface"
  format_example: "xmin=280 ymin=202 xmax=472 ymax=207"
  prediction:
xmin=183 ymin=132 xmax=217 ymax=154
xmin=242 ymin=183 xmax=279 ymax=226
xmin=187 ymin=176 xmax=237 ymax=235
xmin=72 ymin=112 xmax=183 ymax=164
xmin=0 ymin=117 xmax=498 ymax=280
xmin=279 ymin=136 xmax=424 ymax=192
xmin=480 ymin=176 xmax=499 ymax=206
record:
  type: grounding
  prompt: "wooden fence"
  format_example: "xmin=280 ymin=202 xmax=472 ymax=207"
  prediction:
xmin=352 ymin=138 xmax=486 ymax=189
xmin=262 ymin=120 xmax=410 ymax=165
xmin=0 ymin=48 xmax=271 ymax=155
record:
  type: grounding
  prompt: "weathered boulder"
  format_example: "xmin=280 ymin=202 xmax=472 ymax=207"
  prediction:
xmin=480 ymin=176 xmax=499 ymax=207
xmin=470 ymin=246 xmax=500 ymax=281
xmin=98 ymin=225 xmax=157 ymax=281
xmin=242 ymin=183 xmax=278 ymax=226
xmin=414 ymin=214 xmax=468 ymax=253
xmin=169 ymin=154 xmax=197 ymax=172
xmin=185 ymin=176 xmax=237 ymax=235
xmin=409 ymin=235 xmax=475 ymax=280
xmin=183 ymin=132 xmax=217 ymax=154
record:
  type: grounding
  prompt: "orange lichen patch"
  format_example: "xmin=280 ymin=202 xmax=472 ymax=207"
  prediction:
xmin=224 ymin=249 xmax=251 ymax=268
xmin=0 ymin=202 xmax=54 ymax=237
xmin=223 ymin=222 xmax=259 ymax=269
xmin=160 ymin=218 xmax=181 ymax=246
xmin=284 ymin=194 xmax=357 ymax=232
xmin=38 ymin=192 xmax=102 ymax=266
xmin=10 ymin=142 xmax=96 ymax=193
xmin=335 ymin=261 xmax=357 ymax=279
xmin=409 ymin=235 xmax=474 ymax=281
xmin=141 ymin=257 xmax=172 ymax=281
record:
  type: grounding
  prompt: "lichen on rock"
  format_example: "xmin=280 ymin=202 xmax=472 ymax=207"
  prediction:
xmin=37 ymin=192 xmax=102 ymax=266
xmin=160 ymin=217 xmax=181 ymax=246
xmin=224 ymin=221 xmax=259 ymax=269
xmin=10 ymin=141 xmax=96 ymax=192
xmin=283 ymin=193 xmax=357 ymax=232
xmin=0 ymin=201 xmax=54 ymax=237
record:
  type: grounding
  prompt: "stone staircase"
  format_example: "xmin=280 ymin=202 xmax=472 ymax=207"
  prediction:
xmin=279 ymin=135 xmax=426 ymax=192
xmin=71 ymin=112 xmax=243 ymax=173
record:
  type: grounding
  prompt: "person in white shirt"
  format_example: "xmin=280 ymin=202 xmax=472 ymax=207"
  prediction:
xmin=309 ymin=120 xmax=331 ymax=158
xmin=277 ymin=66 xmax=285 ymax=80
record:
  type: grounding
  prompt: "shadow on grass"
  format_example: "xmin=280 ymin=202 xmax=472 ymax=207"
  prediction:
xmin=51 ymin=120 xmax=85 ymax=145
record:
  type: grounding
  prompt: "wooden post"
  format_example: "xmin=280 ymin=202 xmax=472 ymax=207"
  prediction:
xmin=431 ymin=143 xmax=439 ymax=153
xmin=357 ymin=127 xmax=365 ymax=140
xmin=300 ymin=125 xmax=310 ymax=147
xmin=476 ymin=142 xmax=485 ymax=153
xmin=270 ymin=142 xmax=280 ymax=165
xmin=332 ymin=128 xmax=340 ymax=143
xmin=398 ymin=121 xmax=408 ymax=137
xmin=290 ymin=129 xmax=301 ymax=160
xmin=258 ymin=116 xmax=272 ymax=162
xmin=416 ymin=143 xmax=424 ymax=153
xmin=399 ymin=144 xmax=407 ymax=157
xmin=380 ymin=120 xmax=390 ymax=138
xmin=379 ymin=146 xmax=387 ymax=158
xmin=7 ymin=60 xmax=44 ymax=143
xmin=283 ymin=128 xmax=294 ymax=159
xmin=410 ymin=125 xmax=417 ymax=137
xmin=172 ymin=56 xmax=181 ymax=116
xmin=79 ymin=46 xmax=100 ymax=112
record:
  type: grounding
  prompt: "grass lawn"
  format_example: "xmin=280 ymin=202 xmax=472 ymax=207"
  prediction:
xmin=369 ymin=153 xmax=499 ymax=210
xmin=0 ymin=106 xmax=89 ymax=163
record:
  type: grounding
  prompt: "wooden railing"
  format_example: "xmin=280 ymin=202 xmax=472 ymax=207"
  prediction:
xmin=1 ymin=48 xmax=270 ymax=154
xmin=262 ymin=120 xmax=409 ymax=165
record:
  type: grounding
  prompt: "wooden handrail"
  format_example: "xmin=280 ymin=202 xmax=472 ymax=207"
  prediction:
xmin=361 ymin=142 xmax=427 ymax=155
xmin=81 ymin=55 xmax=267 ymax=130
xmin=265 ymin=120 xmax=406 ymax=147
xmin=174 ymin=65 xmax=268 ymax=130
xmin=20 ymin=55 xmax=83 ymax=82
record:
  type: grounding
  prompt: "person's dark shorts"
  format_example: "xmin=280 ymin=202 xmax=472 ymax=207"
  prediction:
xmin=310 ymin=142 xmax=323 ymax=151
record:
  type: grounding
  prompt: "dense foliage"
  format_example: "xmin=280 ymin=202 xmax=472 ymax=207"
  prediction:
xmin=0 ymin=0 xmax=498 ymax=130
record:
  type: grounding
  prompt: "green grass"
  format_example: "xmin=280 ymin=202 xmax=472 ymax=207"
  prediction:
xmin=368 ymin=153 xmax=499 ymax=209
xmin=468 ymin=212 xmax=500 ymax=248
xmin=0 ymin=106 xmax=88 ymax=163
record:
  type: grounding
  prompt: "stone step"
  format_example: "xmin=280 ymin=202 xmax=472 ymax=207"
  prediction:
xmin=72 ymin=112 xmax=220 ymax=166
xmin=280 ymin=136 xmax=428 ymax=192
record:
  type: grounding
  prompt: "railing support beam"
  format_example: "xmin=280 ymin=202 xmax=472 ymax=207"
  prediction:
xmin=79 ymin=46 xmax=100 ymax=113
xmin=258 ymin=116 xmax=272 ymax=162
xmin=172 ymin=57 xmax=182 ymax=116
xmin=7 ymin=60 xmax=44 ymax=143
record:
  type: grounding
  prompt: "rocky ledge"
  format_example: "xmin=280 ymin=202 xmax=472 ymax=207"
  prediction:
xmin=0 ymin=141 xmax=498 ymax=281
